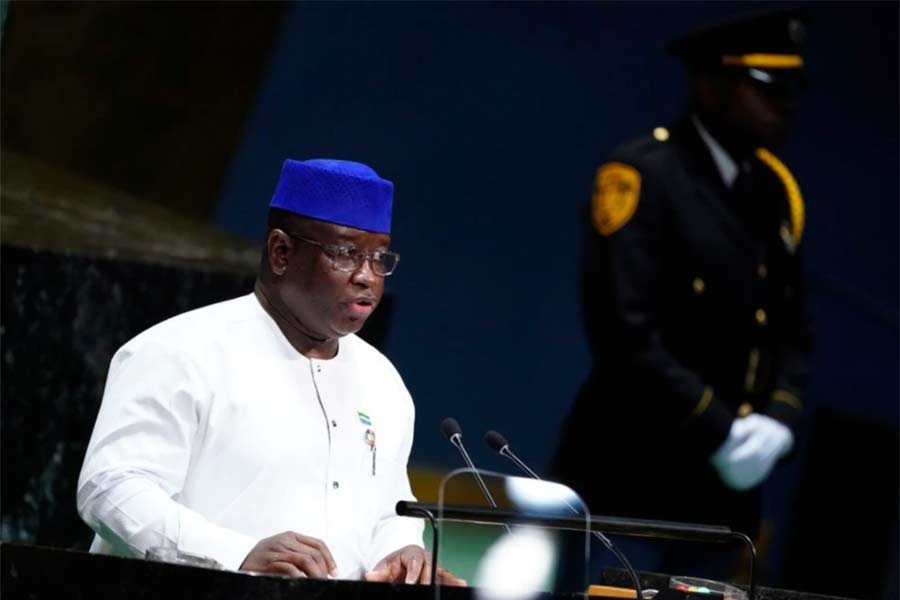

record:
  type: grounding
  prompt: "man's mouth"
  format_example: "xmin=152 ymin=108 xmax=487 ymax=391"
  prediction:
xmin=346 ymin=297 xmax=376 ymax=316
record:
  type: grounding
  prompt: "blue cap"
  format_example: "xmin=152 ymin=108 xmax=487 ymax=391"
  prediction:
xmin=270 ymin=159 xmax=393 ymax=234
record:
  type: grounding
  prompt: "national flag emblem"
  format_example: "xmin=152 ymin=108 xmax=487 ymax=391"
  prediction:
xmin=357 ymin=411 xmax=372 ymax=426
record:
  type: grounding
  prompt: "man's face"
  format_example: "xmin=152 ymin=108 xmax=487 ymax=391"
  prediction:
xmin=277 ymin=220 xmax=390 ymax=339
xmin=722 ymin=74 xmax=797 ymax=150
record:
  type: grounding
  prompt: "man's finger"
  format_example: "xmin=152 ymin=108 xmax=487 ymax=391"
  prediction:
xmin=280 ymin=551 xmax=327 ymax=578
xmin=285 ymin=546 xmax=329 ymax=577
xmin=267 ymin=561 xmax=306 ymax=578
xmin=436 ymin=566 xmax=468 ymax=587
xmin=305 ymin=547 xmax=333 ymax=578
xmin=364 ymin=568 xmax=391 ymax=583
xmin=417 ymin=557 xmax=433 ymax=585
xmin=285 ymin=536 xmax=333 ymax=577
xmin=404 ymin=554 xmax=423 ymax=584
xmin=293 ymin=533 xmax=338 ymax=576
xmin=389 ymin=557 xmax=404 ymax=582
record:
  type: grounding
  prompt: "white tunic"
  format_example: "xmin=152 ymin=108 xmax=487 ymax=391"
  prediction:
xmin=77 ymin=293 xmax=423 ymax=578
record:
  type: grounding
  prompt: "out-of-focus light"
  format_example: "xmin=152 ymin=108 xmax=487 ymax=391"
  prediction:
xmin=505 ymin=476 xmax=583 ymax=515
xmin=653 ymin=127 xmax=670 ymax=142
xmin=474 ymin=527 xmax=557 ymax=600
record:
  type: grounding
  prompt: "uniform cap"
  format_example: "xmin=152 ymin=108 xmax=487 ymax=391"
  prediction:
xmin=667 ymin=8 xmax=810 ymax=84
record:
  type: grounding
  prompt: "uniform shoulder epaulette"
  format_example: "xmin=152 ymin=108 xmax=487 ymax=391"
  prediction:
xmin=613 ymin=126 xmax=674 ymax=164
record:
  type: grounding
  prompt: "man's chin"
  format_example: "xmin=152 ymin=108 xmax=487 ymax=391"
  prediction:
xmin=333 ymin=317 xmax=368 ymax=338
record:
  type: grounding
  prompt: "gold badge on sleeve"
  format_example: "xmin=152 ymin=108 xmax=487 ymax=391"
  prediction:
xmin=591 ymin=162 xmax=641 ymax=236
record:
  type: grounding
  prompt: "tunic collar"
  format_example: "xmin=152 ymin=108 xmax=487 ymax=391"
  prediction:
xmin=691 ymin=115 xmax=739 ymax=188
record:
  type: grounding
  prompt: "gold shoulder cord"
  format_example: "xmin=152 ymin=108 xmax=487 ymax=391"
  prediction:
xmin=691 ymin=386 xmax=714 ymax=418
xmin=755 ymin=148 xmax=805 ymax=245
xmin=772 ymin=389 xmax=803 ymax=410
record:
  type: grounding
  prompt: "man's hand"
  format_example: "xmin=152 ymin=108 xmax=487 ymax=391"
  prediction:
xmin=240 ymin=531 xmax=338 ymax=578
xmin=711 ymin=414 xmax=794 ymax=491
xmin=364 ymin=545 xmax=467 ymax=586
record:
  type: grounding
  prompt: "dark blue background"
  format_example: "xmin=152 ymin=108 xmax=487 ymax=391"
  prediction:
xmin=215 ymin=1 xmax=898 ymax=474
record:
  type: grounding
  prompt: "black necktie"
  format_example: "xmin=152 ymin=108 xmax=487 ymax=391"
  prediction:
xmin=731 ymin=161 xmax=765 ymax=239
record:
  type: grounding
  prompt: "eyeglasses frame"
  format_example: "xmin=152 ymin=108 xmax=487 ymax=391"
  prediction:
xmin=282 ymin=231 xmax=400 ymax=277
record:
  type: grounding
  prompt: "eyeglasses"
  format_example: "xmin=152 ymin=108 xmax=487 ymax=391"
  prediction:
xmin=285 ymin=232 xmax=400 ymax=277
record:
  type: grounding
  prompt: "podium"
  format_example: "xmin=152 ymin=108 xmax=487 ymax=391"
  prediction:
xmin=1 ymin=543 xmax=854 ymax=600
xmin=1 ymin=543 xmax=475 ymax=600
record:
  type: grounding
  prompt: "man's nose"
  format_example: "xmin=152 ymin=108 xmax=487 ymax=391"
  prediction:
xmin=350 ymin=256 xmax=378 ymax=286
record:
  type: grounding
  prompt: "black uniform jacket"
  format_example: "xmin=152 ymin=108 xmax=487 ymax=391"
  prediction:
xmin=550 ymin=117 xmax=813 ymax=533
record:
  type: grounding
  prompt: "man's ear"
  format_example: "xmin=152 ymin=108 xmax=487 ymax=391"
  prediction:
xmin=266 ymin=229 xmax=292 ymax=276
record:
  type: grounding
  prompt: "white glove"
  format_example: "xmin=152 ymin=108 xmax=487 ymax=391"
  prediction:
xmin=710 ymin=413 xmax=794 ymax=491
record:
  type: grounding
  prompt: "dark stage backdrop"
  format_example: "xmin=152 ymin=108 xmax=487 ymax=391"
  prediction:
xmin=214 ymin=3 xmax=898 ymax=594
xmin=1 ymin=1 xmax=895 ymax=596
xmin=216 ymin=1 xmax=897 ymax=466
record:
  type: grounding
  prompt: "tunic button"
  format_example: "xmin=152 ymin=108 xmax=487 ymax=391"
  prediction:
xmin=692 ymin=277 xmax=705 ymax=295
xmin=755 ymin=308 xmax=768 ymax=326
xmin=738 ymin=402 xmax=754 ymax=418
xmin=332 ymin=481 xmax=339 ymax=490
xmin=757 ymin=264 xmax=768 ymax=279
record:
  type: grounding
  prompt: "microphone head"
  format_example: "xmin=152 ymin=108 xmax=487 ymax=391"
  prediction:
xmin=440 ymin=417 xmax=462 ymax=440
xmin=484 ymin=430 xmax=509 ymax=453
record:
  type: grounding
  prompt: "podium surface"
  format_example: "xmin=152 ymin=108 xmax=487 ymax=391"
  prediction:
xmin=1 ymin=543 xmax=855 ymax=600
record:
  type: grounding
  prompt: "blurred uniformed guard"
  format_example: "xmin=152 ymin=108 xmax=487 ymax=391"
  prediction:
xmin=550 ymin=9 xmax=814 ymax=543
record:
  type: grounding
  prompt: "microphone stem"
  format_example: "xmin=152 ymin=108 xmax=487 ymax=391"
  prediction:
xmin=452 ymin=436 xmax=498 ymax=508
xmin=501 ymin=447 xmax=541 ymax=480
xmin=500 ymin=445 xmax=644 ymax=599
xmin=503 ymin=447 xmax=584 ymax=515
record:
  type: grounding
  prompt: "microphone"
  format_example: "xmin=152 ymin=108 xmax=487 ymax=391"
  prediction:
xmin=485 ymin=430 xmax=541 ymax=479
xmin=484 ymin=429 xmax=643 ymax=599
xmin=440 ymin=417 xmax=500 ymax=509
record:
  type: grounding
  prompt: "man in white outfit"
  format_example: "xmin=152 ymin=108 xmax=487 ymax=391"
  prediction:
xmin=78 ymin=158 xmax=463 ymax=585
